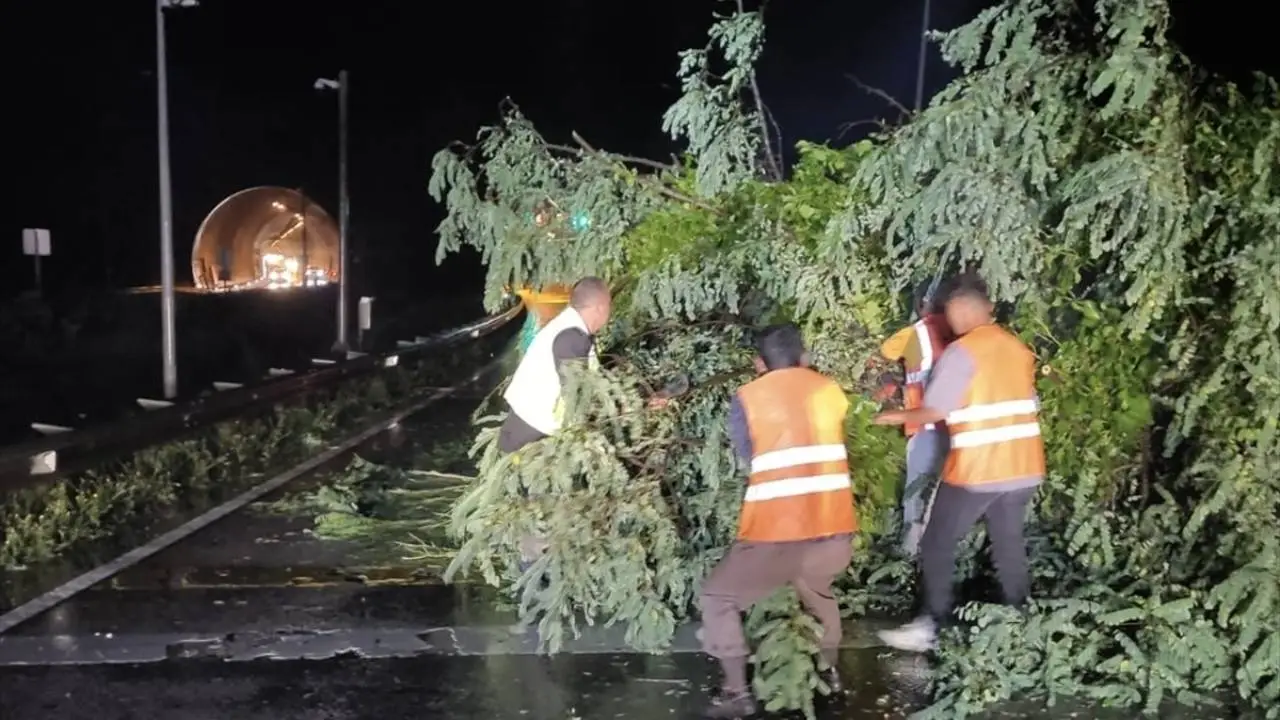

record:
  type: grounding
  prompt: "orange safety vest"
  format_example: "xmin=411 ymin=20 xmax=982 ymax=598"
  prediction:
xmin=902 ymin=314 xmax=951 ymax=437
xmin=735 ymin=367 xmax=857 ymax=543
xmin=941 ymin=324 xmax=1046 ymax=488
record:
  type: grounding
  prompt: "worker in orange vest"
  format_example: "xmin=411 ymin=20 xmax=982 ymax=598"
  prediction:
xmin=872 ymin=273 xmax=1044 ymax=652
xmin=697 ymin=323 xmax=855 ymax=718
xmin=877 ymin=281 xmax=953 ymax=556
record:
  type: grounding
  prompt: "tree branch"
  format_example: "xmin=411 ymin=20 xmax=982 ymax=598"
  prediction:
xmin=490 ymin=97 xmax=715 ymax=212
xmin=547 ymin=132 xmax=719 ymax=212
xmin=836 ymin=118 xmax=890 ymax=140
xmin=737 ymin=0 xmax=783 ymax=181
xmin=762 ymin=102 xmax=785 ymax=166
xmin=542 ymin=135 xmax=677 ymax=173
xmin=846 ymin=74 xmax=913 ymax=119
xmin=646 ymin=181 xmax=721 ymax=212
xmin=572 ymin=131 xmax=679 ymax=172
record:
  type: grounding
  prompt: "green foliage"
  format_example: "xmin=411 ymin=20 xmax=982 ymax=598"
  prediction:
xmin=273 ymin=455 xmax=468 ymax=565
xmin=745 ymin=588 xmax=824 ymax=716
xmin=661 ymin=7 xmax=765 ymax=197
xmin=430 ymin=0 xmax=1279 ymax=717
xmin=445 ymin=362 xmax=696 ymax=653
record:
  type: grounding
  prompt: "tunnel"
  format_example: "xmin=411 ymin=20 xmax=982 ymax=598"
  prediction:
xmin=191 ymin=186 xmax=340 ymax=290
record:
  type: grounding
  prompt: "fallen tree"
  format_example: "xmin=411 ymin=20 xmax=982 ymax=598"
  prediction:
xmin=432 ymin=1 xmax=1279 ymax=717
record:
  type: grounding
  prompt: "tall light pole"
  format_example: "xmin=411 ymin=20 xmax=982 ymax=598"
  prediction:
xmin=913 ymin=0 xmax=932 ymax=112
xmin=314 ymin=72 xmax=350 ymax=354
xmin=156 ymin=0 xmax=197 ymax=399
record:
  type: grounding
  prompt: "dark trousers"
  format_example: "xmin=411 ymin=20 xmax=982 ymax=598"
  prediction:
xmin=498 ymin=412 xmax=546 ymax=571
xmin=919 ymin=483 xmax=1036 ymax=622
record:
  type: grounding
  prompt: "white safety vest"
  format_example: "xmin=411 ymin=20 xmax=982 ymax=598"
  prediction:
xmin=504 ymin=307 xmax=599 ymax=436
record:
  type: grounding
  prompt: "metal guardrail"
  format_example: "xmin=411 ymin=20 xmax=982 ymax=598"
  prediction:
xmin=0 ymin=302 xmax=523 ymax=489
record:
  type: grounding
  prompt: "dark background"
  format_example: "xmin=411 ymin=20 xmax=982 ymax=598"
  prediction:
xmin=3 ymin=0 xmax=1272 ymax=300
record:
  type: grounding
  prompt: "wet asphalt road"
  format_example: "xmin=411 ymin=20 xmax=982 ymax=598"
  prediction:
xmin=1 ymin=650 xmax=937 ymax=720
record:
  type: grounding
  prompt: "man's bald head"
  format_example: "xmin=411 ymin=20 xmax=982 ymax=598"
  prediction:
xmin=570 ymin=276 xmax=612 ymax=333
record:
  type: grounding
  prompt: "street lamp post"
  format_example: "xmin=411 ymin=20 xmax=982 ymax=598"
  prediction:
xmin=913 ymin=0 xmax=932 ymax=112
xmin=156 ymin=0 xmax=197 ymax=399
xmin=314 ymin=71 xmax=350 ymax=354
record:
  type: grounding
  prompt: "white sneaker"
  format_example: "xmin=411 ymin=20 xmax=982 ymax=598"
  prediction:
xmin=878 ymin=616 xmax=937 ymax=653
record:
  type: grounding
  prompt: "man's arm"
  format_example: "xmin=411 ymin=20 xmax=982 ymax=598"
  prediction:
xmin=874 ymin=345 xmax=975 ymax=426
xmin=551 ymin=328 xmax=593 ymax=383
xmin=727 ymin=393 xmax=753 ymax=464
xmin=497 ymin=412 xmax=545 ymax=454
xmin=876 ymin=324 xmax=921 ymax=401
xmin=880 ymin=325 xmax=915 ymax=361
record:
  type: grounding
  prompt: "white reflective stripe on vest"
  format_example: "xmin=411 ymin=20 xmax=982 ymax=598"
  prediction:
xmin=744 ymin=473 xmax=851 ymax=503
xmin=950 ymin=422 xmax=1041 ymax=448
xmin=908 ymin=321 xmax=936 ymax=431
xmin=914 ymin=320 xmax=935 ymax=371
xmin=946 ymin=398 xmax=1039 ymax=425
xmin=750 ymin=443 xmax=847 ymax=474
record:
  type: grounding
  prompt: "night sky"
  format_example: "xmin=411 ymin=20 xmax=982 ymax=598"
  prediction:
xmin=5 ymin=0 xmax=1271 ymax=301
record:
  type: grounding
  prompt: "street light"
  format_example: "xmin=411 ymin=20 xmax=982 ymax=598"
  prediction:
xmin=156 ymin=0 xmax=198 ymax=399
xmin=913 ymin=0 xmax=932 ymax=112
xmin=314 ymin=71 xmax=350 ymax=353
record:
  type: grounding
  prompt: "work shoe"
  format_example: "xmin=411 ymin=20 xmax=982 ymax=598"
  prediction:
xmin=820 ymin=666 xmax=844 ymax=694
xmin=701 ymin=691 xmax=758 ymax=718
xmin=877 ymin=616 xmax=937 ymax=653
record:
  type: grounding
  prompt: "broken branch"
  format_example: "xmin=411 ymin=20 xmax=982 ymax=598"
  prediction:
xmin=846 ymin=74 xmax=913 ymax=119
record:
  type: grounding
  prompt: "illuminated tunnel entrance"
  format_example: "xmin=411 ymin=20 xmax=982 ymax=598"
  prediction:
xmin=191 ymin=186 xmax=340 ymax=291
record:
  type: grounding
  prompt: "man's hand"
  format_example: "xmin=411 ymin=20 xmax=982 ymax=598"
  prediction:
xmin=872 ymin=382 xmax=899 ymax=403
xmin=648 ymin=374 xmax=689 ymax=410
xmin=876 ymin=407 xmax=945 ymax=426
xmin=873 ymin=410 xmax=907 ymax=426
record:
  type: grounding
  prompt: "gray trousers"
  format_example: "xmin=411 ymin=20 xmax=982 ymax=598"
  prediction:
xmin=698 ymin=535 xmax=853 ymax=661
xmin=902 ymin=428 xmax=947 ymax=555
